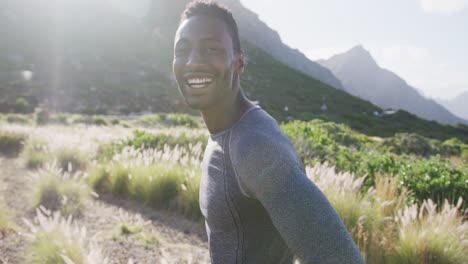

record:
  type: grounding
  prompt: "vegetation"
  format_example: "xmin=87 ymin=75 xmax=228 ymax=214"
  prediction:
xmin=31 ymin=164 xmax=91 ymax=217
xmin=24 ymin=208 xmax=109 ymax=264
xmin=21 ymin=138 xmax=50 ymax=169
xmin=89 ymin=146 xmax=203 ymax=220
xmin=307 ymin=163 xmax=467 ymax=264
xmin=111 ymin=209 xmax=160 ymax=246
xmin=0 ymin=200 xmax=14 ymax=235
xmin=134 ymin=113 xmax=201 ymax=128
xmin=0 ymin=130 xmax=27 ymax=157
xmin=5 ymin=113 xmax=31 ymax=124
xmin=282 ymin=120 xmax=468 ymax=207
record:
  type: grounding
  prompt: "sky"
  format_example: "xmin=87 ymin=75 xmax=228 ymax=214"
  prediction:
xmin=109 ymin=0 xmax=468 ymax=100
xmin=239 ymin=0 xmax=468 ymax=100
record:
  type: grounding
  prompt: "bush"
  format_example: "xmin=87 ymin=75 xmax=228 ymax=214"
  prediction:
xmin=96 ymin=130 xmax=207 ymax=162
xmin=136 ymin=113 xmax=200 ymax=128
xmin=6 ymin=113 xmax=31 ymax=124
xmin=127 ymin=130 xmax=208 ymax=152
xmin=55 ymin=147 xmax=89 ymax=172
xmin=22 ymin=138 xmax=50 ymax=169
xmin=378 ymin=133 xmax=438 ymax=157
xmin=31 ymin=164 xmax=91 ymax=217
xmin=34 ymin=107 xmax=50 ymax=125
xmin=0 ymin=130 xmax=26 ymax=157
xmin=398 ymin=156 xmax=468 ymax=207
xmin=14 ymin=97 xmax=30 ymax=113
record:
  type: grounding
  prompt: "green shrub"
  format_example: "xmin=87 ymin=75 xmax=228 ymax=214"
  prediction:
xmin=378 ymin=133 xmax=438 ymax=157
xmin=164 ymin=113 xmax=200 ymax=128
xmin=136 ymin=113 xmax=200 ymax=128
xmin=93 ymin=117 xmax=108 ymax=126
xmin=6 ymin=113 xmax=31 ymax=124
xmin=14 ymin=97 xmax=30 ymax=113
xmin=49 ymin=113 xmax=71 ymax=125
xmin=398 ymin=156 xmax=468 ymax=207
xmin=0 ymin=130 xmax=26 ymax=157
xmin=127 ymin=130 xmax=207 ymax=151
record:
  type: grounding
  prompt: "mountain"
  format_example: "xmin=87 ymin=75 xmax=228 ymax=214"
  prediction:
xmin=318 ymin=45 xmax=467 ymax=125
xmin=437 ymin=91 xmax=468 ymax=120
xmin=216 ymin=0 xmax=343 ymax=90
xmin=1 ymin=0 xmax=468 ymax=142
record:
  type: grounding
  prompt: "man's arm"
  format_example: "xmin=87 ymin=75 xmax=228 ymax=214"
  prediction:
xmin=231 ymin=132 xmax=364 ymax=264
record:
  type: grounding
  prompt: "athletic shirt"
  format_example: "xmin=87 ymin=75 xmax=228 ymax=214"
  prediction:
xmin=200 ymin=105 xmax=364 ymax=264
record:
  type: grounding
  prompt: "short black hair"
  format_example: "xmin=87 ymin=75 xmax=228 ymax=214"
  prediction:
xmin=180 ymin=0 xmax=242 ymax=54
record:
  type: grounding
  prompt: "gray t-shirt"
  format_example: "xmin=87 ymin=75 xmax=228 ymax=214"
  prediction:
xmin=200 ymin=106 xmax=364 ymax=264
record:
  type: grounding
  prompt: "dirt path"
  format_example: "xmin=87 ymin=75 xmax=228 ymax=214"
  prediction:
xmin=0 ymin=158 xmax=209 ymax=264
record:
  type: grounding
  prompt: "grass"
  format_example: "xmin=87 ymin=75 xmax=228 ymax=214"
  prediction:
xmin=31 ymin=163 xmax=91 ymax=217
xmin=55 ymin=147 xmax=89 ymax=173
xmin=393 ymin=198 xmax=468 ymax=264
xmin=111 ymin=209 xmax=160 ymax=246
xmin=0 ymin=130 xmax=26 ymax=157
xmin=0 ymin=200 xmax=14 ymax=236
xmin=23 ymin=207 xmax=109 ymax=264
xmin=88 ymin=146 xmax=203 ymax=219
xmin=307 ymin=163 xmax=467 ymax=263
xmin=21 ymin=138 xmax=51 ymax=169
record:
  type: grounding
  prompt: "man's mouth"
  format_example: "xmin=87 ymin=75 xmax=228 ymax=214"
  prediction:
xmin=185 ymin=76 xmax=214 ymax=89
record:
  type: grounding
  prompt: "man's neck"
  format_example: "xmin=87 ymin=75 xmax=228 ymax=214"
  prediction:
xmin=201 ymin=90 xmax=253 ymax=135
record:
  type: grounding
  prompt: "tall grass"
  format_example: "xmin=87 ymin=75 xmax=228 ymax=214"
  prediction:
xmin=111 ymin=209 xmax=160 ymax=246
xmin=31 ymin=163 xmax=92 ymax=217
xmin=306 ymin=163 xmax=468 ymax=263
xmin=88 ymin=145 xmax=203 ymax=219
xmin=393 ymin=198 xmax=468 ymax=264
xmin=21 ymin=138 xmax=51 ymax=169
xmin=23 ymin=207 xmax=109 ymax=264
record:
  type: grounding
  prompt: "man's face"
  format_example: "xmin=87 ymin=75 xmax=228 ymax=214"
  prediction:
xmin=173 ymin=16 xmax=242 ymax=110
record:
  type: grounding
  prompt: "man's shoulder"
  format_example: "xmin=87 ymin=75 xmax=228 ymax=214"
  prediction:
xmin=231 ymin=107 xmax=288 ymax=149
xmin=229 ymin=107 xmax=296 ymax=162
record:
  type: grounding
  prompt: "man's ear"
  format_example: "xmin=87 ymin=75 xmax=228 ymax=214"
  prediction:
xmin=237 ymin=52 xmax=245 ymax=73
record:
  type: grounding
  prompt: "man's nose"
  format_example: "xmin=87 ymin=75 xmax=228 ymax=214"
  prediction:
xmin=187 ymin=49 xmax=204 ymax=66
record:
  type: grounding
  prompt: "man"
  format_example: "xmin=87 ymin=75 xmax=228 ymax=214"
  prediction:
xmin=172 ymin=1 xmax=364 ymax=263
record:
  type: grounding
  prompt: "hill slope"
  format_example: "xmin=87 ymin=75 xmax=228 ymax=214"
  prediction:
xmin=437 ymin=91 xmax=468 ymax=120
xmin=1 ymin=0 xmax=468 ymax=142
xmin=318 ymin=45 xmax=467 ymax=125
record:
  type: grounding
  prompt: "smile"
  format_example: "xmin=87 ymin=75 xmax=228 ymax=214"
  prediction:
xmin=186 ymin=77 xmax=214 ymax=89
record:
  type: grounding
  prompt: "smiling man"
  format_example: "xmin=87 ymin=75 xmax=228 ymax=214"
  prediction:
xmin=172 ymin=1 xmax=364 ymax=263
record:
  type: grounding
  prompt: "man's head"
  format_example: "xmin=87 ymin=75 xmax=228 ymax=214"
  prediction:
xmin=173 ymin=0 xmax=244 ymax=111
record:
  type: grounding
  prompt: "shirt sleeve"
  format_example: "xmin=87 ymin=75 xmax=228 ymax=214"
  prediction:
xmin=230 ymin=131 xmax=365 ymax=264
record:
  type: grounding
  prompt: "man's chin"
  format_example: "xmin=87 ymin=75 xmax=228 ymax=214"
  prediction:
xmin=185 ymin=98 xmax=209 ymax=111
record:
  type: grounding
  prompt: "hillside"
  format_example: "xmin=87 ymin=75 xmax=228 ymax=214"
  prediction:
xmin=1 ymin=0 xmax=468 ymax=143
xmin=318 ymin=45 xmax=468 ymax=126
xmin=437 ymin=91 xmax=468 ymax=120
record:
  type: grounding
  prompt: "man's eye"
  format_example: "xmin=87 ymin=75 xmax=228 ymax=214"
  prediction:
xmin=204 ymin=47 xmax=222 ymax=54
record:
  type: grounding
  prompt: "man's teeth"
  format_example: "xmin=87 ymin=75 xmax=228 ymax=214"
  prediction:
xmin=187 ymin=78 xmax=213 ymax=86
